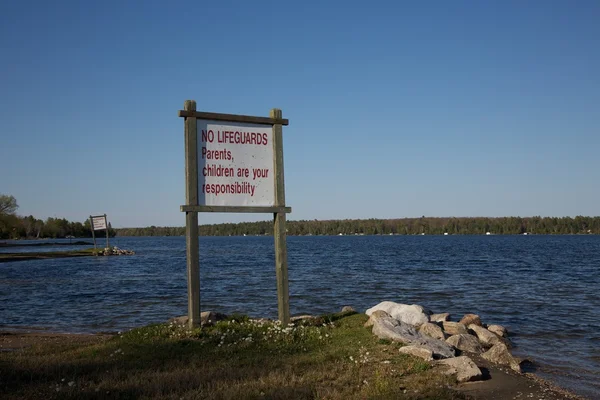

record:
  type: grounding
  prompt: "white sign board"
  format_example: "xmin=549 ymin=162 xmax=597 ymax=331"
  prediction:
xmin=92 ymin=216 xmax=107 ymax=231
xmin=197 ymin=120 xmax=274 ymax=206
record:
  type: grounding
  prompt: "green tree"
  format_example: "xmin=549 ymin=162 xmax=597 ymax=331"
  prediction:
xmin=0 ymin=194 xmax=18 ymax=215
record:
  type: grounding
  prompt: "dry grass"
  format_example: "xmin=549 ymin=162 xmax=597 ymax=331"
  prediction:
xmin=0 ymin=313 xmax=465 ymax=399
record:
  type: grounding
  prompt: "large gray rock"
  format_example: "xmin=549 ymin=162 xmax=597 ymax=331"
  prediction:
xmin=168 ymin=315 xmax=189 ymax=325
xmin=469 ymin=324 xmax=503 ymax=347
xmin=482 ymin=343 xmax=522 ymax=372
xmin=364 ymin=310 xmax=389 ymax=327
xmin=168 ymin=311 xmax=227 ymax=327
xmin=442 ymin=321 xmax=468 ymax=335
xmin=201 ymin=311 xmax=227 ymax=325
xmin=487 ymin=324 xmax=508 ymax=337
xmin=430 ymin=313 xmax=451 ymax=322
xmin=419 ymin=322 xmax=446 ymax=340
xmin=366 ymin=301 xmax=430 ymax=327
xmin=290 ymin=315 xmax=316 ymax=323
xmin=459 ymin=313 xmax=482 ymax=327
xmin=399 ymin=345 xmax=434 ymax=361
xmin=369 ymin=311 xmax=455 ymax=359
xmin=446 ymin=334 xmax=484 ymax=353
xmin=437 ymin=356 xmax=483 ymax=383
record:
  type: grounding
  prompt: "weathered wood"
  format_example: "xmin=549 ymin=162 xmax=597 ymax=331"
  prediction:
xmin=178 ymin=110 xmax=289 ymax=126
xmin=271 ymin=108 xmax=290 ymax=325
xmin=272 ymin=109 xmax=286 ymax=206
xmin=104 ymin=214 xmax=109 ymax=249
xmin=180 ymin=205 xmax=291 ymax=214
xmin=184 ymin=100 xmax=200 ymax=329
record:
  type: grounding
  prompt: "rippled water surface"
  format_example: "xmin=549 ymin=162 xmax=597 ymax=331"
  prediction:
xmin=1 ymin=235 xmax=599 ymax=398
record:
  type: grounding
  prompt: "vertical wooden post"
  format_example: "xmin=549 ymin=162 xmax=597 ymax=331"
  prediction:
xmin=184 ymin=100 xmax=200 ymax=328
xmin=89 ymin=216 xmax=97 ymax=251
xmin=104 ymin=214 xmax=109 ymax=249
xmin=271 ymin=108 xmax=290 ymax=325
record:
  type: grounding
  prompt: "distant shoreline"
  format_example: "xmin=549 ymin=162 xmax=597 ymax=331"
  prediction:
xmin=115 ymin=216 xmax=600 ymax=237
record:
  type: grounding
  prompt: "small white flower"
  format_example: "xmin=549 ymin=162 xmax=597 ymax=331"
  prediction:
xmin=68 ymin=381 xmax=75 ymax=387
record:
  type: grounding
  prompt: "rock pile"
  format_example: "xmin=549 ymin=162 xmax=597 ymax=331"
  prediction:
xmin=365 ymin=301 xmax=524 ymax=383
xmin=101 ymin=246 xmax=135 ymax=256
xmin=169 ymin=311 xmax=227 ymax=326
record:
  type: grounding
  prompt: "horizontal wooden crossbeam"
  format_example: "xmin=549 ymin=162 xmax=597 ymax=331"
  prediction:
xmin=178 ymin=110 xmax=289 ymax=126
xmin=180 ymin=205 xmax=292 ymax=214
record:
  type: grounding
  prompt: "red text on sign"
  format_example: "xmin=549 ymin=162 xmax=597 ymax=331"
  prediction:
xmin=201 ymin=147 xmax=232 ymax=160
xmin=201 ymin=130 xmax=268 ymax=146
xmin=252 ymin=168 xmax=269 ymax=180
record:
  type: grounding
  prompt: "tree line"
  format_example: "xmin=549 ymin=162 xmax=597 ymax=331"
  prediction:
xmin=114 ymin=216 xmax=600 ymax=237
xmin=0 ymin=194 xmax=116 ymax=240
xmin=3 ymin=194 xmax=598 ymax=239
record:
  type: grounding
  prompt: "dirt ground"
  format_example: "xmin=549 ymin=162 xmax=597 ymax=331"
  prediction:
xmin=453 ymin=354 xmax=587 ymax=400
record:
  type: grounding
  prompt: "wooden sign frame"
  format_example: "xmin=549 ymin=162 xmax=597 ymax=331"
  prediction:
xmin=179 ymin=100 xmax=291 ymax=328
xmin=89 ymin=214 xmax=110 ymax=250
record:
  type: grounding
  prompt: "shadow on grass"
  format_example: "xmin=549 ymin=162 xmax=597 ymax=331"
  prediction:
xmin=0 ymin=315 xmax=350 ymax=399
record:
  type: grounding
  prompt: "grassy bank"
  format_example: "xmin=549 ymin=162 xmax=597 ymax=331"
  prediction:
xmin=0 ymin=241 xmax=94 ymax=248
xmin=0 ymin=248 xmax=99 ymax=263
xmin=0 ymin=313 xmax=463 ymax=399
xmin=0 ymin=247 xmax=135 ymax=262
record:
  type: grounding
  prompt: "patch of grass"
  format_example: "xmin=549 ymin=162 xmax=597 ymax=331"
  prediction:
xmin=0 ymin=314 xmax=465 ymax=399
xmin=0 ymin=248 xmax=97 ymax=262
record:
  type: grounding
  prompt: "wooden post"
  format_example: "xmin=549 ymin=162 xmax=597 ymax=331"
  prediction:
xmin=271 ymin=108 xmax=290 ymax=325
xmin=184 ymin=100 xmax=200 ymax=328
xmin=89 ymin=216 xmax=97 ymax=251
xmin=104 ymin=214 xmax=110 ymax=249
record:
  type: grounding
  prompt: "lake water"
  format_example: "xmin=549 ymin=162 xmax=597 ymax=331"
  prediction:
xmin=1 ymin=235 xmax=599 ymax=398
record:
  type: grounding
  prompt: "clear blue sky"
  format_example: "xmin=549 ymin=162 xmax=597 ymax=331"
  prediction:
xmin=1 ymin=1 xmax=599 ymax=227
